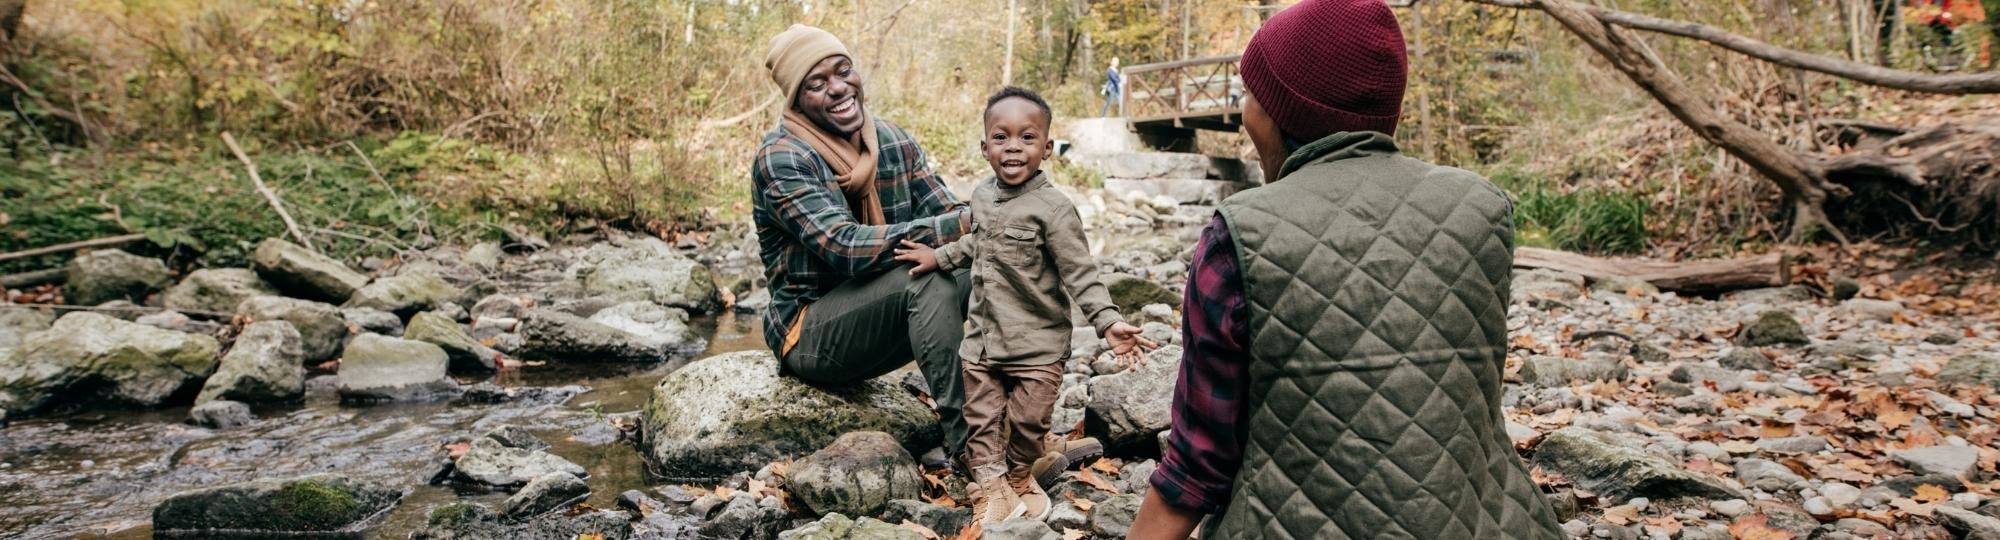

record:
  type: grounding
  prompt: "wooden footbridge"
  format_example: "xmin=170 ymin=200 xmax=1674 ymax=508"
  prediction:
xmin=1118 ymin=55 xmax=1245 ymax=151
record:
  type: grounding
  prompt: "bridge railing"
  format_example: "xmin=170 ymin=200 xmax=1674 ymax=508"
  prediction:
xmin=1121 ymin=54 xmax=1245 ymax=129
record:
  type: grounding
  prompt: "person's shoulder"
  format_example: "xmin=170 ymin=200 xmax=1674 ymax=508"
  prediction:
xmin=755 ymin=125 xmax=814 ymax=160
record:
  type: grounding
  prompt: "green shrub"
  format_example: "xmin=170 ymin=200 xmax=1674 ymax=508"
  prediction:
xmin=1490 ymin=168 xmax=1649 ymax=254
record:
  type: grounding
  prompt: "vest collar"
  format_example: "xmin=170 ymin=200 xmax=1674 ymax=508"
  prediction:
xmin=994 ymin=170 xmax=1049 ymax=202
xmin=1276 ymin=131 xmax=1399 ymax=180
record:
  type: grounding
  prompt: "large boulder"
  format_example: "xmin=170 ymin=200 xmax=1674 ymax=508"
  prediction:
xmin=778 ymin=513 xmax=924 ymax=540
xmin=252 ymin=238 xmax=370 ymax=303
xmin=344 ymin=274 xmax=462 ymax=317
xmin=236 ymin=295 xmax=348 ymax=363
xmin=0 ymin=307 xmax=53 ymax=359
xmin=1533 ymin=427 xmax=1740 ymax=501
xmin=0 ymin=312 xmax=218 ymax=414
xmin=453 ymin=436 xmax=588 ymax=489
xmin=518 ymin=304 xmax=703 ymax=362
xmin=196 ymin=320 xmax=305 ymax=404
xmin=151 ymin=474 xmax=401 ymax=537
xmin=640 ymin=350 xmax=941 ymax=482
xmin=403 ymin=311 xmax=497 ymax=372
xmin=789 ymin=431 xmax=926 ymax=517
xmin=335 ymin=333 xmax=456 ymax=402
xmin=161 ymin=268 xmax=278 ymax=314
xmin=568 ymin=237 xmax=720 ymax=312
xmin=1085 ymin=345 xmax=1182 ymax=453
xmin=1890 ymin=445 xmax=1980 ymax=479
xmin=63 ymin=249 xmax=171 ymax=306
xmin=1102 ymin=273 xmax=1177 ymax=317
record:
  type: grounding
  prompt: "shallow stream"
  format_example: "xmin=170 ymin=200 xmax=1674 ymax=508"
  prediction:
xmin=0 ymin=312 xmax=768 ymax=539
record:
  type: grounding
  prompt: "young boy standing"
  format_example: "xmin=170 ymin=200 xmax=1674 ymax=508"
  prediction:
xmin=896 ymin=87 xmax=1151 ymax=524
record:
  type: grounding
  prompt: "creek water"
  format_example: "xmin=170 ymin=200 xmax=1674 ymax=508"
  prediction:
xmin=0 ymin=311 xmax=768 ymax=540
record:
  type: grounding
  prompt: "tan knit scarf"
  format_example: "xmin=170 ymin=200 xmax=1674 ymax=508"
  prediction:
xmin=782 ymin=109 xmax=883 ymax=225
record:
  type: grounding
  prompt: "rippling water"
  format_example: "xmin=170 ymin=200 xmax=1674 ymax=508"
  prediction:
xmin=0 ymin=312 xmax=767 ymax=539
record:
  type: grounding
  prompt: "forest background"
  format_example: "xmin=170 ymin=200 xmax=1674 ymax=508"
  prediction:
xmin=1 ymin=0 xmax=1997 ymax=274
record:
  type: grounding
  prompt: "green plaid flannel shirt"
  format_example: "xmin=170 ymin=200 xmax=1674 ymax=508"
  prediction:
xmin=752 ymin=116 xmax=970 ymax=354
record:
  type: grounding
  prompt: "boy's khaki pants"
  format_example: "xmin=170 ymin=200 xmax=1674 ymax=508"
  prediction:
xmin=960 ymin=360 xmax=1064 ymax=482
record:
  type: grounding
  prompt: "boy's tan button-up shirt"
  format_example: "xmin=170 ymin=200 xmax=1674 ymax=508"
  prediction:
xmin=935 ymin=172 xmax=1123 ymax=365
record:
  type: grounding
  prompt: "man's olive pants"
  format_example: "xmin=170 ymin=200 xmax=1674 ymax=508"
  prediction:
xmin=782 ymin=268 xmax=971 ymax=455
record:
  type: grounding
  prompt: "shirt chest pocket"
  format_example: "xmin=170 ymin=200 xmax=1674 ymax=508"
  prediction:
xmin=994 ymin=224 xmax=1043 ymax=267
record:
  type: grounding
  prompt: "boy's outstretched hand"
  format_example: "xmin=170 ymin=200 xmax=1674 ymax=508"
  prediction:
xmin=892 ymin=240 xmax=939 ymax=276
xmin=1104 ymin=322 xmax=1158 ymax=368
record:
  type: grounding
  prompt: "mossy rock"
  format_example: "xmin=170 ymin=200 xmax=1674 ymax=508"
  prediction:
xmin=1534 ymin=427 xmax=1739 ymax=501
xmin=151 ymin=474 xmax=401 ymax=536
xmin=162 ymin=268 xmax=279 ymax=314
xmin=0 ymin=312 xmax=218 ymax=415
xmin=1736 ymin=310 xmax=1809 ymax=347
xmin=64 ymin=249 xmax=172 ymax=306
xmin=1102 ymin=273 xmax=1177 ymax=315
xmin=639 ymin=350 xmax=940 ymax=482
xmin=252 ymin=238 xmax=371 ymax=303
xmin=568 ymin=237 xmax=721 ymax=313
xmin=343 ymin=274 xmax=462 ymax=317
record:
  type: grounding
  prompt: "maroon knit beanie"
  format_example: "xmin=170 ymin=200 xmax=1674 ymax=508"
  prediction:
xmin=1241 ymin=0 xmax=1407 ymax=141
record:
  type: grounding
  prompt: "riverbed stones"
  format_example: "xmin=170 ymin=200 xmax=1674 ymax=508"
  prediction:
xmin=985 ymin=518 xmax=1061 ymax=540
xmin=162 ymin=268 xmax=279 ymax=314
xmin=778 ymin=513 xmax=923 ymax=540
xmin=1936 ymin=505 xmax=2000 ymax=539
xmin=1938 ymin=355 xmax=2000 ymax=388
xmin=500 ymin=472 xmax=591 ymax=519
xmin=1088 ymin=494 xmax=1143 ymax=537
xmin=1520 ymin=354 xmax=1629 ymax=386
xmin=63 ymin=249 xmax=171 ymax=306
xmin=196 ymin=320 xmax=305 ymax=404
xmin=1891 ymin=445 xmax=1980 ymax=479
xmin=1839 ymin=298 xmax=1904 ymax=323
xmin=1533 ymin=427 xmax=1739 ymax=501
xmin=344 ymin=273 xmax=462 ymax=317
xmin=1102 ymin=273 xmax=1176 ymax=315
xmin=453 ymin=436 xmax=588 ymax=489
xmin=518 ymin=304 xmax=701 ymax=362
xmin=151 ymin=473 xmax=401 ymax=537
xmin=189 ymin=399 xmax=256 ymax=429
xmin=253 ymin=238 xmax=371 ymax=303
xmin=236 ymin=295 xmax=348 ymax=362
xmin=403 ymin=311 xmax=497 ymax=372
xmin=1737 ymin=310 xmax=1809 ymax=347
xmin=1513 ymin=269 xmax=1586 ymax=304
xmin=880 ymin=499 xmax=971 ymax=537
xmin=336 ymin=333 xmax=455 ymax=402
xmin=0 ymin=312 xmax=218 ymax=414
xmin=788 ymin=431 xmax=925 ymax=517
xmin=568 ymin=237 xmax=720 ymax=312
xmin=343 ymin=307 xmax=403 ymax=337
xmin=1084 ymin=345 xmax=1182 ymax=453
xmin=640 ymin=350 xmax=941 ymax=482
xmin=1735 ymin=458 xmax=1807 ymax=491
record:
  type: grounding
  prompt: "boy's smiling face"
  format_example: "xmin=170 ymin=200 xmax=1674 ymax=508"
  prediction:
xmin=981 ymin=97 xmax=1053 ymax=186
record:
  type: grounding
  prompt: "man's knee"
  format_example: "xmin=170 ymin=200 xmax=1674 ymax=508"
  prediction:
xmin=905 ymin=270 xmax=966 ymax=310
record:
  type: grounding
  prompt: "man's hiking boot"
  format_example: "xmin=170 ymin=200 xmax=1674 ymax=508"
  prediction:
xmin=1008 ymin=469 xmax=1052 ymax=521
xmin=1030 ymin=437 xmax=1105 ymax=488
xmin=972 ymin=476 xmax=1026 ymax=524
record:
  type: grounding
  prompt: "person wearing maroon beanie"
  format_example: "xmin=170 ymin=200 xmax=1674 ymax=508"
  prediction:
xmin=1129 ymin=0 xmax=1563 ymax=538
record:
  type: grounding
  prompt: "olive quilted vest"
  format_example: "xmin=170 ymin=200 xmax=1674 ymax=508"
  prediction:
xmin=1211 ymin=132 xmax=1561 ymax=539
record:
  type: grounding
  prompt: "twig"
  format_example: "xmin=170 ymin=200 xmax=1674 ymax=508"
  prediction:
xmin=0 ymin=233 xmax=148 ymax=264
xmin=698 ymin=93 xmax=780 ymax=130
xmin=97 ymin=193 xmax=132 ymax=232
xmin=1 ymin=268 xmax=65 ymax=289
xmin=221 ymin=132 xmax=315 ymax=252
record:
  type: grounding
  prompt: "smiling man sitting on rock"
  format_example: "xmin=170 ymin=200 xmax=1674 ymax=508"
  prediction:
xmin=751 ymin=25 xmax=974 ymax=461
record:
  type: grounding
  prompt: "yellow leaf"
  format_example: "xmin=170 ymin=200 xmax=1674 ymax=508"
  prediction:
xmin=577 ymin=534 xmax=605 ymax=540
xmin=1078 ymin=469 xmax=1119 ymax=493
xmin=1090 ymin=458 xmax=1120 ymax=476
xmin=1062 ymin=529 xmax=1088 ymax=540
xmin=1879 ymin=408 xmax=1915 ymax=430
xmin=1601 ymin=504 xmax=1640 ymax=525
xmin=1914 ymin=484 xmax=1950 ymax=503
xmin=1719 ymin=441 xmax=1760 ymax=454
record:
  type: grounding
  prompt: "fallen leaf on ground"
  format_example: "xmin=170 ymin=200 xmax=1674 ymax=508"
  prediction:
xmin=1078 ymin=469 xmax=1119 ymax=493
xmin=1728 ymin=515 xmax=1794 ymax=540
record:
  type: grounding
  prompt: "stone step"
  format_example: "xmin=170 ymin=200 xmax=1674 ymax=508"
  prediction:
xmin=1103 ymin=178 xmax=1246 ymax=205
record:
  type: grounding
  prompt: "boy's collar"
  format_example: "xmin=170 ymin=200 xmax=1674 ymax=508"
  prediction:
xmin=993 ymin=170 xmax=1049 ymax=201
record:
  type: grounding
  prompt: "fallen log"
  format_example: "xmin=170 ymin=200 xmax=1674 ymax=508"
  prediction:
xmin=1515 ymin=247 xmax=1788 ymax=295
xmin=0 ymin=233 xmax=148 ymax=264
xmin=0 ymin=268 xmax=63 ymax=289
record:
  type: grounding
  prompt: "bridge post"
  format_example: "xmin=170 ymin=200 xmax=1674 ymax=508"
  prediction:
xmin=1134 ymin=125 xmax=1197 ymax=153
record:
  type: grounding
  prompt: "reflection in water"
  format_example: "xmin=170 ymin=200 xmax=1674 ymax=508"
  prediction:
xmin=0 ymin=312 xmax=766 ymax=539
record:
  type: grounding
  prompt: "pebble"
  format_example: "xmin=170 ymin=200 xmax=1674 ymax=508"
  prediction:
xmin=1710 ymin=499 xmax=1752 ymax=518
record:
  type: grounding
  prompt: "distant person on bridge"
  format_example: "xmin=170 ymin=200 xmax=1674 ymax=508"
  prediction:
xmin=751 ymin=24 xmax=973 ymax=463
xmin=1101 ymin=57 xmax=1122 ymax=117
xmin=1127 ymin=0 xmax=1564 ymax=538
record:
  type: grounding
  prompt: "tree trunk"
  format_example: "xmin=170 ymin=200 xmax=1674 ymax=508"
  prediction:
xmin=1527 ymin=0 xmax=1846 ymax=242
xmin=1002 ymin=0 xmax=1016 ymax=86
xmin=0 ymin=0 xmax=20 ymax=45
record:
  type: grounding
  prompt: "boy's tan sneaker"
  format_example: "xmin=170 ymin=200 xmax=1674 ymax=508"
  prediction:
xmin=1030 ymin=437 xmax=1106 ymax=488
xmin=972 ymin=476 xmax=1025 ymax=524
xmin=1009 ymin=470 xmax=1053 ymax=521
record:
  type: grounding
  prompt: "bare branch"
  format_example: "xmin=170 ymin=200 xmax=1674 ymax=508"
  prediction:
xmin=1469 ymin=0 xmax=2000 ymax=94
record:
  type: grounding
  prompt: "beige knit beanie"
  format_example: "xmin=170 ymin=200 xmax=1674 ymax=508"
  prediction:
xmin=766 ymin=24 xmax=852 ymax=106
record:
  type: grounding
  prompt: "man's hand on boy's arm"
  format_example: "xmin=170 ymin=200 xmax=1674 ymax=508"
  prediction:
xmin=1104 ymin=321 xmax=1158 ymax=367
xmin=892 ymin=240 xmax=940 ymax=275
